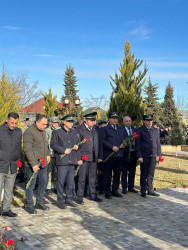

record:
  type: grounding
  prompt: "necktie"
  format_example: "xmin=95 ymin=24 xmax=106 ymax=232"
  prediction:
xmin=128 ymin=127 xmax=131 ymax=135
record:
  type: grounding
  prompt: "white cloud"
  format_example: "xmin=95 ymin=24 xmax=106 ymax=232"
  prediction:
xmin=149 ymin=72 xmax=188 ymax=79
xmin=129 ymin=24 xmax=153 ymax=40
xmin=147 ymin=61 xmax=188 ymax=68
xmin=3 ymin=25 xmax=21 ymax=30
xmin=32 ymin=54 xmax=55 ymax=57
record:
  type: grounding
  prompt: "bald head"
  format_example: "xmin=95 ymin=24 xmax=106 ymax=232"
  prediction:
xmin=123 ymin=116 xmax=132 ymax=128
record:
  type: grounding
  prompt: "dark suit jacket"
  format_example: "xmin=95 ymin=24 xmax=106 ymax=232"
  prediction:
xmin=76 ymin=123 xmax=99 ymax=162
xmin=51 ymin=126 xmax=80 ymax=166
xmin=100 ymin=123 xmax=126 ymax=159
xmin=123 ymin=126 xmax=137 ymax=158
xmin=135 ymin=125 xmax=162 ymax=158
xmin=0 ymin=123 xmax=22 ymax=174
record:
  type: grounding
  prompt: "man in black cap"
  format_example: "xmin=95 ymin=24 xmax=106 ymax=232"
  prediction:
xmin=76 ymin=112 xmax=102 ymax=204
xmin=100 ymin=112 xmax=126 ymax=199
xmin=51 ymin=114 xmax=82 ymax=209
xmin=135 ymin=114 xmax=162 ymax=198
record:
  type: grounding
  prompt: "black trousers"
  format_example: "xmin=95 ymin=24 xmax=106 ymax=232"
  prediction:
xmin=140 ymin=157 xmax=156 ymax=193
xmin=121 ymin=152 xmax=137 ymax=190
xmin=97 ymin=162 xmax=105 ymax=193
xmin=103 ymin=157 xmax=122 ymax=196
xmin=57 ymin=165 xmax=74 ymax=204
xmin=77 ymin=161 xmax=97 ymax=201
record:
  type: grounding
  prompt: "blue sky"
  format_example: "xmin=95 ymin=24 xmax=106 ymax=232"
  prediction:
xmin=0 ymin=0 xmax=188 ymax=105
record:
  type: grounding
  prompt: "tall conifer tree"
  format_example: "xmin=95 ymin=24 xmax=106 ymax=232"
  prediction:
xmin=62 ymin=64 xmax=83 ymax=118
xmin=162 ymin=82 xmax=178 ymax=126
xmin=144 ymin=78 xmax=163 ymax=124
xmin=109 ymin=40 xmax=147 ymax=126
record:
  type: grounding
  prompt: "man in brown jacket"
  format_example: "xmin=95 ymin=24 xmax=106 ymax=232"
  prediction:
xmin=23 ymin=114 xmax=50 ymax=214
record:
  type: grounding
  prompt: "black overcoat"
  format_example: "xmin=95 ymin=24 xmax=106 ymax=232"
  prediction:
xmin=51 ymin=126 xmax=80 ymax=166
xmin=0 ymin=123 xmax=22 ymax=174
xmin=135 ymin=125 xmax=162 ymax=158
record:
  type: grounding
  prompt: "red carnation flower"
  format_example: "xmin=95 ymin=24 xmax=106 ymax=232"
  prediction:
xmin=84 ymin=138 xmax=88 ymax=143
xmin=3 ymin=226 xmax=7 ymax=230
xmin=159 ymin=156 xmax=164 ymax=162
xmin=17 ymin=161 xmax=22 ymax=167
xmin=7 ymin=240 xmax=15 ymax=246
xmin=133 ymin=132 xmax=139 ymax=138
xmin=82 ymin=155 xmax=88 ymax=161
xmin=13 ymin=186 xmax=16 ymax=190
xmin=154 ymin=187 xmax=156 ymax=191
xmin=38 ymin=158 xmax=45 ymax=167
xmin=174 ymin=186 xmax=177 ymax=188
xmin=183 ymin=185 xmax=186 ymax=189
xmin=20 ymin=237 xmax=24 ymax=241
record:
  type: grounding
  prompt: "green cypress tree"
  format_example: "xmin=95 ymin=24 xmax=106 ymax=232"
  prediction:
xmin=170 ymin=120 xmax=184 ymax=157
xmin=62 ymin=64 xmax=83 ymax=118
xmin=162 ymin=82 xmax=178 ymax=126
xmin=0 ymin=66 xmax=20 ymax=124
xmin=143 ymin=77 xmax=163 ymax=125
xmin=42 ymin=88 xmax=58 ymax=118
xmin=109 ymin=40 xmax=147 ymax=126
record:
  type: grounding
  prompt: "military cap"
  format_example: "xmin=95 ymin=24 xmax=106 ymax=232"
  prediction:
xmin=143 ymin=114 xmax=153 ymax=120
xmin=97 ymin=120 xmax=107 ymax=126
xmin=62 ymin=113 xmax=76 ymax=122
xmin=84 ymin=112 xmax=97 ymax=121
xmin=109 ymin=112 xmax=119 ymax=118
xmin=51 ymin=116 xmax=59 ymax=123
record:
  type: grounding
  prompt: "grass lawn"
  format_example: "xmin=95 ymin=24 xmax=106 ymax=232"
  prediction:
xmin=8 ymin=153 xmax=188 ymax=208
xmin=134 ymin=153 xmax=188 ymax=190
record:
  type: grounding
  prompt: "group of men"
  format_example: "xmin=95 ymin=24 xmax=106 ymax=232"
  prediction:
xmin=0 ymin=111 xmax=162 ymax=217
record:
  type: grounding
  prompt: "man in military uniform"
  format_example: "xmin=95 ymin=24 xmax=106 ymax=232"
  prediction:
xmin=100 ymin=112 xmax=126 ymax=199
xmin=51 ymin=114 xmax=82 ymax=209
xmin=76 ymin=112 xmax=102 ymax=204
xmin=135 ymin=114 xmax=162 ymax=198
xmin=122 ymin=116 xmax=138 ymax=194
xmin=45 ymin=116 xmax=60 ymax=194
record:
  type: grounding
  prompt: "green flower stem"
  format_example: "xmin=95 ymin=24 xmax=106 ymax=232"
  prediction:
xmin=26 ymin=173 xmax=36 ymax=189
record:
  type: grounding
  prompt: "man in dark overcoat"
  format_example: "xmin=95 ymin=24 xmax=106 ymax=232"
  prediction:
xmin=122 ymin=116 xmax=138 ymax=194
xmin=0 ymin=112 xmax=22 ymax=217
xmin=135 ymin=114 xmax=162 ymax=197
xmin=100 ymin=112 xmax=126 ymax=199
xmin=76 ymin=112 xmax=102 ymax=204
xmin=51 ymin=114 xmax=82 ymax=209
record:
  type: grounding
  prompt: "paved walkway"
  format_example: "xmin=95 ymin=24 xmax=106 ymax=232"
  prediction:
xmin=1 ymin=188 xmax=188 ymax=250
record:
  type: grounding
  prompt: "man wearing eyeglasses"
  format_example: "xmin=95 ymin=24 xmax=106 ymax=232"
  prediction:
xmin=100 ymin=112 xmax=126 ymax=199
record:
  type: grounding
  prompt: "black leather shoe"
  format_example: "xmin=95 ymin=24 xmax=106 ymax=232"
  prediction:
xmin=58 ymin=203 xmax=67 ymax=209
xmin=141 ymin=193 xmax=146 ymax=198
xmin=2 ymin=210 xmax=18 ymax=217
xmin=66 ymin=200 xmax=78 ymax=207
xmin=122 ymin=189 xmax=127 ymax=194
xmin=105 ymin=195 xmax=112 ymax=199
xmin=46 ymin=189 xmax=52 ymax=195
xmin=91 ymin=197 xmax=102 ymax=202
xmin=148 ymin=191 xmax=160 ymax=197
xmin=26 ymin=207 xmax=37 ymax=214
xmin=111 ymin=192 xmax=123 ymax=198
xmin=128 ymin=188 xmax=138 ymax=193
xmin=35 ymin=203 xmax=49 ymax=210
xmin=76 ymin=199 xmax=84 ymax=205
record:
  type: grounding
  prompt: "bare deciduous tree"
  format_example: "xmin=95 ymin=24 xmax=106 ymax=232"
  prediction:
xmin=8 ymin=71 xmax=42 ymax=109
xmin=82 ymin=95 xmax=110 ymax=111
xmin=176 ymin=96 xmax=188 ymax=111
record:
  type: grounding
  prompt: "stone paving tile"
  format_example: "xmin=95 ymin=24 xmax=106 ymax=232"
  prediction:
xmin=0 ymin=188 xmax=188 ymax=249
